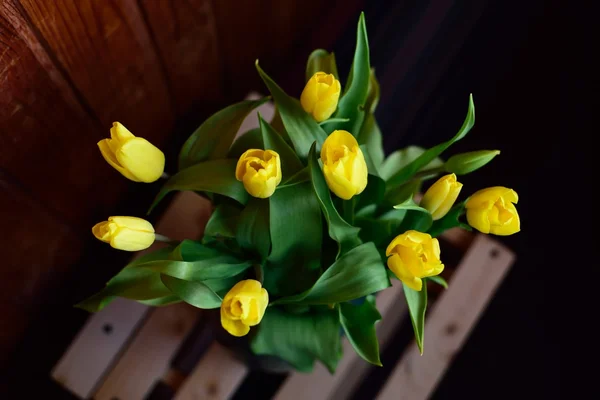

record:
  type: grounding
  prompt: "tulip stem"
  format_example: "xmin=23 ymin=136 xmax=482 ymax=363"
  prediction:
xmin=253 ymin=264 xmax=264 ymax=284
xmin=343 ymin=198 xmax=356 ymax=224
xmin=154 ymin=233 xmax=178 ymax=246
xmin=411 ymin=166 xmax=446 ymax=181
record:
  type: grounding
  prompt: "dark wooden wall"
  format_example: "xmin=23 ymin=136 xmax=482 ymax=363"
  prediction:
xmin=0 ymin=0 xmax=362 ymax=367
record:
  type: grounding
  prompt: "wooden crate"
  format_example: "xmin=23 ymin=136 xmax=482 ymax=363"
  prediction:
xmin=50 ymin=99 xmax=515 ymax=400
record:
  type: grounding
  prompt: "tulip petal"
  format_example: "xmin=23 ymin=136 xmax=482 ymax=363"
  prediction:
xmin=466 ymin=186 xmax=517 ymax=209
xmin=490 ymin=203 xmax=520 ymax=235
xmin=110 ymin=122 xmax=135 ymax=144
xmin=108 ymin=216 xmax=155 ymax=232
xmin=98 ymin=139 xmax=141 ymax=182
xmin=350 ymin=148 xmax=368 ymax=194
xmin=466 ymin=208 xmax=491 ymax=234
xmin=92 ymin=221 xmax=111 ymax=243
xmin=221 ymin=310 xmax=251 ymax=337
xmin=110 ymin=227 xmax=155 ymax=251
xmin=323 ymin=164 xmax=356 ymax=200
xmin=116 ymin=138 xmax=165 ymax=183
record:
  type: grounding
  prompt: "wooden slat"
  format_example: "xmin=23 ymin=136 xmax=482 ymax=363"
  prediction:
xmin=274 ymin=280 xmax=407 ymax=400
xmin=94 ymin=304 xmax=200 ymax=400
xmin=50 ymin=298 xmax=150 ymax=399
xmin=17 ymin=0 xmax=174 ymax=144
xmin=175 ymin=342 xmax=249 ymax=400
xmin=376 ymin=234 xmax=515 ymax=400
xmin=139 ymin=0 xmax=223 ymax=114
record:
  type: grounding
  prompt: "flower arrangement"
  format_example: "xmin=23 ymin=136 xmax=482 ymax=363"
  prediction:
xmin=79 ymin=13 xmax=520 ymax=373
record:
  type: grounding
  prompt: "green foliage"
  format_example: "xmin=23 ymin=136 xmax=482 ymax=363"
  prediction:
xmin=149 ymin=159 xmax=248 ymax=213
xmin=428 ymin=200 xmax=472 ymax=237
xmin=403 ymin=282 xmax=428 ymax=354
xmin=306 ymin=49 xmax=339 ymax=81
xmin=256 ymin=61 xmax=327 ymax=160
xmin=251 ymin=307 xmax=342 ymax=373
xmin=339 ymin=295 xmax=382 ymax=366
xmin=445 ymin=150 xmax=500 ymax=175
xmin=179 ymin=98 xmax=269 ymax=170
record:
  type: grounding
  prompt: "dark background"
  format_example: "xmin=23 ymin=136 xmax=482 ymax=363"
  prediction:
xmin=2 ymin=0 xmax=581 ymax=397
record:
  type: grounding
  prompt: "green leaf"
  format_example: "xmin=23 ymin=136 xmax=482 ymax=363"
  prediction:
xmin=306 ymin=49 xmax=339 ymax=81
xmin=170 ymin=239 xmax=222 ymax=260
xmin=149 ymin=159 xmax=248 ymax=213
xmin=259 ymin=114 xmax=303 ymax=177
xmin=360 ymin=144 xmax=381 ymax=177
xmin=428 ymin=200 xmax=471 ymax=238
xmin=444 ymin=150 xmax=500 ymax=175
xmin=364 ymin=68 xmax=380 ymax=114
xmin=319 ymin=118 xmax=349 ymax=126
xmin=236 ymin=197 xmax=271 ymax=260
xmin=138 ymin=295 xmax=181 ymax=306
xmin=308 ymin=143 xmax=361 ymax=256
xmin=135 ymin=258 xmax=251 ymax=282
xmin=386 ymin=95 xmax=475 ymax=187
xmin=403 ymin=282 xmax=427 ymax=354
xmin=75 ymin=248 xmax=174 ymax=312
xmin=357 ymin=113 xmax=384 ymax=169
xmin=279 ymin=167 xmax=310 ymax=188
xmin=204 ymin=204 xmax=241 ymax=239
xmin=228 ymin=128 xmax=263 ymax=159
xmin=393 ymin=196 xmax=431 ymax=214
xmin=179 ymin=98 xmax=270 ymax=170
xmin=160 ymin=275 xmax=222 ymax=309
xmin=428 ymin=275 xmax=448 ymax=289
xmin=272 ymin=242 xmax=390 ymax=306
xmin=255 ymin=61 xmax=327 ymax=160
xmin=265 ymin=182 xmax=322 ymax=296
xmin=380 ymin=146 xmax=444 ymax=181
xmin=251 ymin=307 xmax=342 ymax=373
xmin=327 ymin=13 xmax=370 ymax=134
xmin=339 ymin=295 xmax=382 ymax=366
xmin=356 ymin=173 xmax=386 ymax=211
xmin=384 ymin=179 xmax=422 ymax=206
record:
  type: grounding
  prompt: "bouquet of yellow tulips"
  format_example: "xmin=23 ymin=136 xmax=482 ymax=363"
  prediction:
xmin=79 ymin=13 xmax=520 ymax=373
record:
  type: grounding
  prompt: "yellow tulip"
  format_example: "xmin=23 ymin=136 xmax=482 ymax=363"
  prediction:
xmin=235 ymin=149 xmax=282 ymax=198
xmin=92 ymin=216 xmax=155 ymax=251
xmin=320 ymin=130 xmax=368 ymax=200
xmin=420 ymin=173 xmax=463 ymax=220
xmin=98 ymin=122 xmax=165 ymax=183
xmin=386 ymin=230 xmax=444 ymax=291
xmin=221 ymin=279 xmax=269 ymax=337
xmin=466 ymin=187 xmax=520 ymax=235
xmin=300 ymin=72 xmax=341 ymax=122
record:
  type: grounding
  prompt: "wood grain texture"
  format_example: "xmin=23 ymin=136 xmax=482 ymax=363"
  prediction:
xmin=17 ymin=0 xmax=174 ymax=144
xmin=140 ymin=0 xmax=223 ymax=114
xmin=0 ymin=0 xmax=128 ymax=228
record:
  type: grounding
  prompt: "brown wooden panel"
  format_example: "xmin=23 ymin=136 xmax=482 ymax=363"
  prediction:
xmin=140 ymin=0 xmax=223 ymax=114
xmin=18 ymin=0 xmax=174 ymax=144
xmin=0 ymin=177 xmax=83 ymax=364
xmin=0 ymin=1 xmax=128 ymax=228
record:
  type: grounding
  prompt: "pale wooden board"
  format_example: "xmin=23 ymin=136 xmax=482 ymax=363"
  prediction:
xmin=274 ymin=280 xmax=407 ymax=400
xmin=377 ymin=234 xmax=515 ymax=400
xmin=94 ymin=303 xmax=199 ymax=400
xmin=174 ymin=342 xmax=249 ymax=400
xmin=51 ymin=191 xmax=211 ymax=399
xmin=50 ymin=298 xmax=150 ymax=399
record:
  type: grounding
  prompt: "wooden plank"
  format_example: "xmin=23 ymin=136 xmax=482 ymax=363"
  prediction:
xmin=175 ymin=342 xmax=249 ymax=400
xmin=0 ymin=1 xmax=128 ymax=228
xmin=139 ymin=0 xmax=223 ymax=114
xmin=94 ymin=304 xmax=200 ymax=400
xmin=376 ymin=234 xmax=515 ymax=400
xmin=274 ymin=280 xmax=407 ymax=400
xmin=17 ymin=0 xmax=174 ymax=144
xmin=50 ymin=191 xmax=210 ymax=398
xmin=50 ymin=298 xmax=150 ymax=399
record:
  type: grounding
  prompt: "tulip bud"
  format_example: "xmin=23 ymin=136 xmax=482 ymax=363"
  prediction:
xmin=236 ymin=149 xmax=282 ymax=198
xmin=320 ymin=130 xmax=368 ymax=200
xmin=445 ymin=150 xmax=500 ymax=175
xmin=386 ymin=230 xmax=444 ymax=291
xmin=98 ymin=122 xmax=165 ymax=183
xmin=221 ymin=280 xmax=269 ymax=337
xmin=300 ymin=72 xmax=341 ymax=122
xmin=420 ymin=174 xmax=463 ymax=220
xmin=92 ymin=216 xmax=155 ymax=251
xmin=466 ymin=187 xmax=520 ymax=236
